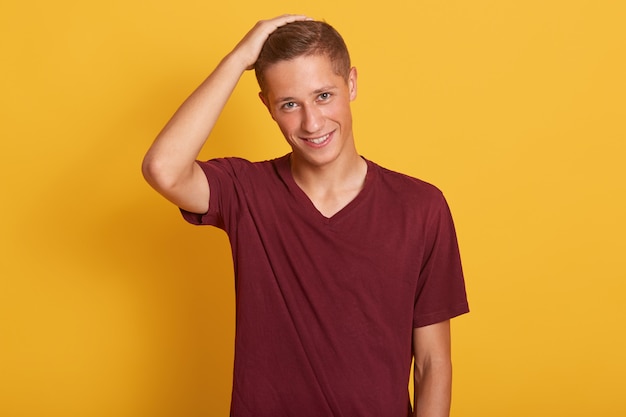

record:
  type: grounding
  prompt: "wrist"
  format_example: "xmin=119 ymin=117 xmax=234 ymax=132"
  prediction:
xmin=225 ymin=42 xmax=259 ymax=72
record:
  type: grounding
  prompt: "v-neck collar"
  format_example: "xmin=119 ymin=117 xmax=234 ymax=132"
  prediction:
xmin=274 ymin=153 xmax=375 ymax=225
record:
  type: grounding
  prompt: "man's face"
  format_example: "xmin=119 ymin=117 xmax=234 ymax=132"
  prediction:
xmin=260 ymin=54 xmax=357 ymax=169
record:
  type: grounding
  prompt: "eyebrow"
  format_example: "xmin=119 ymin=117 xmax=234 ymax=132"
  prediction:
xmin=274 ymin=96 xmax=297 ymax=105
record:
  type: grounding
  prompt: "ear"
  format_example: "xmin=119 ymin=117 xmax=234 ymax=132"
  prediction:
xmin=258 ymin=91 xmax=276 ymax=120
xmin=348 ymin=67 xmax=358 ymax=101
xmin=258 ymin=91 xmax=269 ymax=110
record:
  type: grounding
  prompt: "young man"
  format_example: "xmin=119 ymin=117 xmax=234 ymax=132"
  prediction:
xmin=143 ymin=15 xmax=469 ymax=417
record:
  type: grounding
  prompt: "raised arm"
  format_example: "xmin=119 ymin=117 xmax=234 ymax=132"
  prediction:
xmin=412 ymin=320 xmax=453 ymax=417
xmin=142 ymin=15 xmax=310 ymax=214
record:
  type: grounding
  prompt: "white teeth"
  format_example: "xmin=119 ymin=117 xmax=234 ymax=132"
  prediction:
xmin=307 ymin=134 xmax=329 ymax=144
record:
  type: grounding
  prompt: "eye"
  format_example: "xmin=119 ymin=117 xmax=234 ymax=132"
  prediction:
xmin=281 ymin=101 xmax=298 ymax=110
xmin=318 ymin=92 xmax=331 ymax=101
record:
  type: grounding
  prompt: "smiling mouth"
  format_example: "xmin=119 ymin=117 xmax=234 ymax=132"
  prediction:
xmin=302 ymin=132 xmax=331 ymax=145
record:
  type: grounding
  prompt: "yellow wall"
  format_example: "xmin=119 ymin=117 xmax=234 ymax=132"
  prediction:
xmin=2 ymin=0 xmax=624 ymax=416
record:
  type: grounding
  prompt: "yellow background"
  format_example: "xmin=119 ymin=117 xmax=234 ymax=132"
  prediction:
xmin=2 ymin=0 xmax=625 ymax=416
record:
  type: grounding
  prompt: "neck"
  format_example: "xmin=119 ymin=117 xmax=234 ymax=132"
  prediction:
xmin=290 ymin=149 xmax=366 ymax=194
xmin=289 ymin=148 xmax=368 ymax=219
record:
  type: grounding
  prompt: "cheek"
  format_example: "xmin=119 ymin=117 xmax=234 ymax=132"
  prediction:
xmin=325 ymin=102 xmax=351 ymax=121
xmin=272 ymin=114 xmax=300 ymax=137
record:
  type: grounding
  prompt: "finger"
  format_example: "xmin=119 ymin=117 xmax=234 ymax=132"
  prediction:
xmin=265 ymin=14 xmax=313 ymax=29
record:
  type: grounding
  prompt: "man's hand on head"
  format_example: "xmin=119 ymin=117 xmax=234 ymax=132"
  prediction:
xmin=231 ymin=14 xmax=312 ymax=71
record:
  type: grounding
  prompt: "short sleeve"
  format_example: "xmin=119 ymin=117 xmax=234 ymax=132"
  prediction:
xmin=413 ymin=193 xmax=469 ymax=327
xmin=179 ymin=158 xmax=249 ymax=230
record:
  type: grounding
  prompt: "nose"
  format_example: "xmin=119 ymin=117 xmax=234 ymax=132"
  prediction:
xmin=301 ymin=105 xmax=322 ymax=133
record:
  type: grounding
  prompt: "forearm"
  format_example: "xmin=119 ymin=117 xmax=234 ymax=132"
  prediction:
xmin=413 ymin=358 xmax=452 ymax=417
xmin=142 ymin=52 xmax=247 ymax=187
xmin=141 ymin=15 xmax=310 ymax=213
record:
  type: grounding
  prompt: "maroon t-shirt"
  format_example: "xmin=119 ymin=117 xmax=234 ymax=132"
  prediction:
xmin=181 ymin=154 xmax=469 ymax=417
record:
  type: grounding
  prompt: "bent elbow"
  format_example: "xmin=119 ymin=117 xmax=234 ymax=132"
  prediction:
xmin=141 ymin=152 xmax=209 ymax=213
xmin=141 ymin=154 xmax=179 ymax=192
